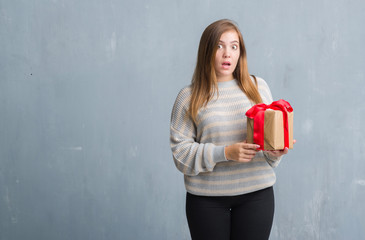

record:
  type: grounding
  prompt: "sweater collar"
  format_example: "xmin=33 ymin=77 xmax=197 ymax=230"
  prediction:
xmin=217 ymin=79 xmax=238 ymax=88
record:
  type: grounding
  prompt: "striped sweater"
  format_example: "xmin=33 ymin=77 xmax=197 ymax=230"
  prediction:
xmin=170 ymin=77 xmax=282 ymax=196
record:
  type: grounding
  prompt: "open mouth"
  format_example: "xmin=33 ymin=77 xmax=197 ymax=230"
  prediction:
xmin=222 ymin=62 xmax=231 ymax=69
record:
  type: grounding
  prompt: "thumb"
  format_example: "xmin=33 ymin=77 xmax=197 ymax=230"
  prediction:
xmin=283 ymin=147 xmax=289 ymax=154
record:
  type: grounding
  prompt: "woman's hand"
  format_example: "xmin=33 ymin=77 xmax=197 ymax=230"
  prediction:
xmin=225 ymin=141 xmax=260 ymax=162
xmin=264 ymin=139 xmax=296 ymax=158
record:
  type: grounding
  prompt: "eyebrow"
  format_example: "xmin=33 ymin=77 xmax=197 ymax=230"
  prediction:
xmin=219 ymin=40 xmax=239 ymax=44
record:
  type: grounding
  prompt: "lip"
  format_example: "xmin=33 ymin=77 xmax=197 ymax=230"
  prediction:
xmin=221 ymin=61 xmax=231 ymax=69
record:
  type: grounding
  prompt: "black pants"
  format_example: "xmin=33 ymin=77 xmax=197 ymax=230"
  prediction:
xmin=186 ymin=187 xmax=274 ymax=240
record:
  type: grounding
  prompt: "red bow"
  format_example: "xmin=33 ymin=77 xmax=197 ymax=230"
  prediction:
xmin=245 ymin=99 xmax=293 ymax=150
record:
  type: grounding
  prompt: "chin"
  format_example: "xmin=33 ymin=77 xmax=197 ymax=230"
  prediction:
xmin=218 ymin=72 xmax=234 ymax=77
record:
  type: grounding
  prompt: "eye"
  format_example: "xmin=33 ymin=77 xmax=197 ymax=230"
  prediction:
xmin=217 ymin=44 xmax=223 ymax=49
xmin=232 ymin=45 xmax=238 ymax=50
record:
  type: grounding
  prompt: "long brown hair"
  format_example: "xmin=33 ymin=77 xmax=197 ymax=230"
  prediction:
xmin=189 ymin=19 xmax=263 ymax=123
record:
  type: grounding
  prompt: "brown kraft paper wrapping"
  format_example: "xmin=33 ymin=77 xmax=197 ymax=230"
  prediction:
xmin=247 ymin=109 xmax=293 ymax=150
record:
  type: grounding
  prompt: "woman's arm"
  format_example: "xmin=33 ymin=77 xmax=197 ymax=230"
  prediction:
xmin=170 ymin=88 xmax=228 ymax=176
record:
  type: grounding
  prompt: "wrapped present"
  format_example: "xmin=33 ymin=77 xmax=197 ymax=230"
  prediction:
xmin=246 ymin=99 xmax=293 ymax=150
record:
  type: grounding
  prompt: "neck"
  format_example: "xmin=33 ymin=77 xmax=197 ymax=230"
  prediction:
xmin=217 ymin=74 xmax=234 ymax=82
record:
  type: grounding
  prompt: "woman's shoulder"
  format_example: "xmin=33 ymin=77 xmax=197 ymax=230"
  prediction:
xmin=250 ymin=75 xmax=269 ymax=88
xmin=251 ymin=75 xmax=273 ymax=103
xmin=177 ymin=84 xmax=192 ymax=95
xmin=173 ymin=85 xmax=192 ymax=108
xmin=175 ymin=85 xmax=192 ymax=99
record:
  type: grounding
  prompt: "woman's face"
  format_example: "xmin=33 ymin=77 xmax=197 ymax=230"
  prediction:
xmin=214 ymin=30 xmax=240 ymax=82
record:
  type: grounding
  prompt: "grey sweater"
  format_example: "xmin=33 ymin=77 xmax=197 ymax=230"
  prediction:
xmin=170 ymin=77 xmax=282 ymax=196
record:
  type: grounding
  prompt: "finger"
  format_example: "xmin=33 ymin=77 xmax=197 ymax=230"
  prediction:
xmin=266 ymin=151 xmax=280 ymax=157
xmin=242 ymin=149 xmax=257 ymax=156
xmin=239 ymin=153 xmax=256 ymax=159
xmin=242 ymin=143 xmax=261 ymax=150
xmin=293 ymin=139 xmax=297 ymax=144
xmin=270 ymin=150 xmax=280 ymax=154
xmin=265 ymin=148 xmax=288 ymax=157
xmin=282 ymin=147 xmax=289 ymax=154
xmin=274 ymin=148 xmax=288 ymax=156
xmin=238 ymin=157 xmax=253 ymax=162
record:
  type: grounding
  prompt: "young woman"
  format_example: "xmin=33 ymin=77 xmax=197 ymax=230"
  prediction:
xmin=170 ymin=19 xmax=290 ymax=240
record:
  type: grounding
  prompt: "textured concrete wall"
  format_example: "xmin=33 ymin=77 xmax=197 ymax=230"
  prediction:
xmin=1 ymin=0 xmax=364 ymax=239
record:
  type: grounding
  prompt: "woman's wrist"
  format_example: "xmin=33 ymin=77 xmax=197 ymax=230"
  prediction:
xmin=224 ymin=145 xmax=233 ymax=161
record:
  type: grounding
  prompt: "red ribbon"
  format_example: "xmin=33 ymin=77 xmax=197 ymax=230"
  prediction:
xmin=245 ymin=99 xmax=293 ymax=150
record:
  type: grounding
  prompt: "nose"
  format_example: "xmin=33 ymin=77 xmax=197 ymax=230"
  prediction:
xmin=223 ymin=48 xmax=231 ymax=58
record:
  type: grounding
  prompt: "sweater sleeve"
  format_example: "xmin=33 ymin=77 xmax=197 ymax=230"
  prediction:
xmin=256 ymin=77 xmax=283 ymax=168
xmin=170 ymin=87 xmax=228 ymax=176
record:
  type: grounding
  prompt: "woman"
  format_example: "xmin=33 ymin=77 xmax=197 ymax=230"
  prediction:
xmin=170 ymin=19 xmax=291 ymax=240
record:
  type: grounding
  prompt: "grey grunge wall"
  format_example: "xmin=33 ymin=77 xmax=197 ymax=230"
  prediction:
xmin=1 ymin=0 xmax=365 ymax=239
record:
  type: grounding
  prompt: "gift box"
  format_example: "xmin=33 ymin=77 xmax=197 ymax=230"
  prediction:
xmin=246 ymin=99 xmax=293 ymax=151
